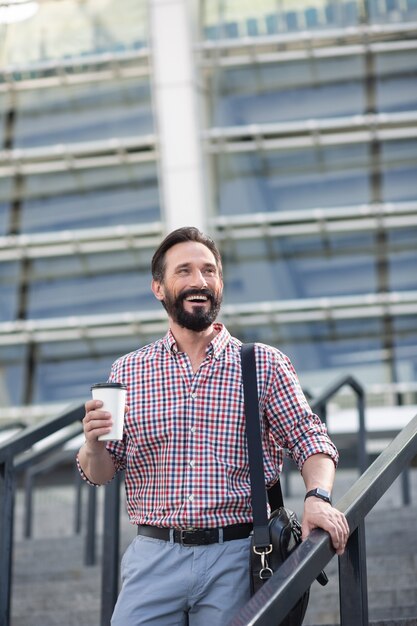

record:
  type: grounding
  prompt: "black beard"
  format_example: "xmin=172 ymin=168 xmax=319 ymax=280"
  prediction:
xmin=162 ymin=288 xmax=222 ymax=332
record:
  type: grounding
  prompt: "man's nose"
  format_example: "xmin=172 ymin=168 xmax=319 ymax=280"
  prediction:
xmin=192 ymin=271 xmax=207 ymax=288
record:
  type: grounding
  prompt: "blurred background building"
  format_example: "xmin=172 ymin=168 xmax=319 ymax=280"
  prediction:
xmin=1 ymin=0 xmax=417 ymax=423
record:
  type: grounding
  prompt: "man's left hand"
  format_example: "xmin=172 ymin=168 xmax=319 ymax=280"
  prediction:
xmin=301 ymin=497 xmax=349 ymax=555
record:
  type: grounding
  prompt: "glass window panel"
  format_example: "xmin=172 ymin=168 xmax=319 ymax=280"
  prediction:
xmin=223 ymin=232 xmax=377 ymax=303
xmin=14 ymin=79 xmax=153 ymax=148
xmin=226 ymin=317 xmax=386 ymax=387
xmin=217 ymin=145 xmax=371 ymax=215
xmin=38 ymin=336 xmax=144 ymax=360
xmin=212 ymin=57 xmax=365 ymax=126
xmin=33 ymin=332 xmax=162 ymax=403
xmin=0 ymin=203 xmax=9 ymax=236
xmin=388 ymin=228 xmax=417 ymax=249
xmin=0 ymin=0 xmax=148 ymax=66
xmin=0 ymin=262 xmax=20 ymax=322
xmin=381 ymin=140 xmax=417 ymax=203
xmin=388 ymin=229 xmax=417 ymax=292
xmin=33 ymin=355 xmax=118 ymax=404
xmin=377 ymin=76 xmax=417 ymax=114
xmin=31 ymin=249 xmax=152 ymax=280
xmin=368 ymin=0 xmax=414 ymax=24
xmin=289 ymin=324 xmax=387 ymax=388
xmin=203 ymin=0 xmax=362 ymax=39
xmin=27 ymin=267 xmax=158 ymax=319
xmin=21 ymin=162 xmax=160 ymax=232
xmin=0 ymin=345 xmax=27 ymax=406
xmin=0 ymin=178 xmax=13 ymax=204
xmin=376 ymin=51 xmax=417 ymax=113
xmin=376 ymin=50 xmax=417 ymax=77
xmin=393 ymin=316 xmax=417 ymax=385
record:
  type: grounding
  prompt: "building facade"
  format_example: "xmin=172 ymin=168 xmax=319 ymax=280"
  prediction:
xmin=1 ymin=0 xmax=417 ymax=420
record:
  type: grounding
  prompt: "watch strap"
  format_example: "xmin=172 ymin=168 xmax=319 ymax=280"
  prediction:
xmin=304 ymin=488 xmax=332 ymax=504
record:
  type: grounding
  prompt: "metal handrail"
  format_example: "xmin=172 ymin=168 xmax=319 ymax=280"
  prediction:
xmin=229 ymin=413 xmax=417 ymax=625
xmin=0 ymin=403 xmax=84 ymax=626
xmin=311 ymin=374 xmax=368 ymax=474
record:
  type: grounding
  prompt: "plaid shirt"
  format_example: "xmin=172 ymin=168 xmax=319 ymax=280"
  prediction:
xmin=78 ymin=323 xmax=338 ymax=528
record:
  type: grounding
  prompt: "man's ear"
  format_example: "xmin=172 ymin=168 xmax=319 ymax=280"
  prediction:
xmin=151 ymin=279 xmax=165 ymax=302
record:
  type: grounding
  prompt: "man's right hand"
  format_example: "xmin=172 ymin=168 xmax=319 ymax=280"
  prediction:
xmin=78 ymin=399 xmax=117 ymax=485
xmin=83 ymin=399 xmax=113 ymax=445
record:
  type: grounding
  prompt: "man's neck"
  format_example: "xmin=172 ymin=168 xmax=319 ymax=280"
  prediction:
xmin=169 ymin=322 xmax=220 ymax=372
xmin=170 ymin=321 xmax=219 ymax=355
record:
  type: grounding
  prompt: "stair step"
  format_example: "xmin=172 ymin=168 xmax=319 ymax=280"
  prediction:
xmin=12 ymin=535 xmax=101 ymax=626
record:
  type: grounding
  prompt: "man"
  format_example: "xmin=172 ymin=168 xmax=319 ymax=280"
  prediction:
xmin=77 ymin=226 xmax=349 ymax=625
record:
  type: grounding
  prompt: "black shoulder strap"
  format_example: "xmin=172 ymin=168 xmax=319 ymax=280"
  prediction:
xmin=241 ymin=343 xmax=284 ymax=548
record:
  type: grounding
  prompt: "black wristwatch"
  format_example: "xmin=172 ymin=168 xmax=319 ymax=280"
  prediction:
xmin=304 ymin=488 xmax=332 ymax=505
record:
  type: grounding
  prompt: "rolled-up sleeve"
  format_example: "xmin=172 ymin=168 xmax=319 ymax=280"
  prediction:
xmin=263 ymin=349 xmax=339 ymax=470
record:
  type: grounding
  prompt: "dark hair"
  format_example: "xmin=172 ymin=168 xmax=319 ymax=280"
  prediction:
xmin=151 ymin=226 xmax=223 ymax=282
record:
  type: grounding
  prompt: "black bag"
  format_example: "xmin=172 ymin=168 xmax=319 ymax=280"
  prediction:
xmin=241 ymin=343 xmax=327 ymax=626
xmin=250 ymin=506 xmax=310 ymax=625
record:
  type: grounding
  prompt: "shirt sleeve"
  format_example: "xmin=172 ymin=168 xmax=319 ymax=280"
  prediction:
xmin=261 ymin=346 xmax=339 ymax=470
xmin=75 ymin=450 xmax=120 ymax=487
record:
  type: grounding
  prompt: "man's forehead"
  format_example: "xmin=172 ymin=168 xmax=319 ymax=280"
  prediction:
xmin=165 ymin=241 xmax=217 ymax=265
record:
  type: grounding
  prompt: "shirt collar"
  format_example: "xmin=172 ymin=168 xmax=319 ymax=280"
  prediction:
xmin=162 ymin=323 xmax=230 ymax=360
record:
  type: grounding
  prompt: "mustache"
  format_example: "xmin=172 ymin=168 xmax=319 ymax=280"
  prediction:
xmin=179 ymin=288 xmax=215 ymax=302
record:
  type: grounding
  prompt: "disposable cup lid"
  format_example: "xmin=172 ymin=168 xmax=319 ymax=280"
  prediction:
xmin=91 ymin=382 xmax=127 ymax=390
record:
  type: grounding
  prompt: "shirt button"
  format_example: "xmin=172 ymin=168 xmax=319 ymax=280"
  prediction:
xmin=188 ymin=495 xmax=194 ymax=501
xmin=189 ymin=460 xmax=195 ymax=468
xmin=190 ymin=427 xmax=196 ymax=433
xmin=190 ymin=393 xmax=197 ymax=399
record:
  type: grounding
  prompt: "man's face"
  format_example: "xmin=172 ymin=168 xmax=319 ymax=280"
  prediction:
xmin=152 ymin=241 xmax=223 ymax=332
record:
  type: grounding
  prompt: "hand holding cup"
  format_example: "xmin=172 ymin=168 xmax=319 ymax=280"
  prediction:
xmin=90 ymin=382 xmax=127 ymax=441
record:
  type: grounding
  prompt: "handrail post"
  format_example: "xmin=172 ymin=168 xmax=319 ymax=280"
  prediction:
xmin=84 ymin=486 xmax=97 ymax=566
xmin=339 ymin=521 xmax=369 ymax=625
xmin=0 ymin=454 xmax=15 ymax=626
xmin=74 ymin=468 xmax=83 ymax=534
xmin=356 ymin=387 xmax=368 ymax=474
xmin=401 ymin=466 xmax=411 ymax=506
xmin=24 ymin=470 xmax=34 ymax=538
xmin=100 ymin=472 xmax=122 ymax=626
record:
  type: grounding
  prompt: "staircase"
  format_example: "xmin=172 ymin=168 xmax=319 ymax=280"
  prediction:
xmin=10 ymin=468 xmax=417 ymax=625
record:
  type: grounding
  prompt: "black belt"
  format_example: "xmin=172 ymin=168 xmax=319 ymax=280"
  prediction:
xmin=137 ymin=523 xmax=253 ymax=546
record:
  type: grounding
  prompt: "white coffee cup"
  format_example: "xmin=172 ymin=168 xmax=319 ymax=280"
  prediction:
xmin=91 ymin=382 xmax=127 ymax=441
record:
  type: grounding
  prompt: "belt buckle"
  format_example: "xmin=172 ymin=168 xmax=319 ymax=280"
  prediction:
xmin=180 ymin=527 xmax=199 ymax=545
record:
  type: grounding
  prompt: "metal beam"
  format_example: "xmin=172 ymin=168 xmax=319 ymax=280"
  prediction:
xmin=1 ymin=291 xmax=417 ymax=346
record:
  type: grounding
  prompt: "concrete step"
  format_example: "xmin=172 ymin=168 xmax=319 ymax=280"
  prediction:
xmin=11 ymin=535 xmax=101 ymax=626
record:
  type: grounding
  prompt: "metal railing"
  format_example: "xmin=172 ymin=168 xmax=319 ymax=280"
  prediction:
xmin=0 ymin=404 xmax=84 ymax=626
xmin=229 ymin=413 xmax=417 ymax=625
xmin=311 ymin=374 xmax=368 ymax=473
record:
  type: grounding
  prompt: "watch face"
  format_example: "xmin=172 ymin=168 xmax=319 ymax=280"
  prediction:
xmin=305 ymin=488 xmax=332 ymax=504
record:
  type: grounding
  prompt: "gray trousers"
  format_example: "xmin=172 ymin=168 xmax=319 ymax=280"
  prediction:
xmin=111 ymin=533 xmax=252 ymax=625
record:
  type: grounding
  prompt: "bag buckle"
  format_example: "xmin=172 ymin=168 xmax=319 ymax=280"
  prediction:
xmin=253 ymin=544 xmax=272 ymax=556
xmin=253 ymin=544 xmax=273 ymax=580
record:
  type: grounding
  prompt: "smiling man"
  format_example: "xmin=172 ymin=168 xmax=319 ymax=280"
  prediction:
xmin=77 ymin=226 xmax=349 ymax=626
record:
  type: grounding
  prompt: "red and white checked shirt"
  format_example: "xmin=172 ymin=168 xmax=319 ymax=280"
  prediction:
xmin=78 ymin=323 xmax=338 ymax=528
